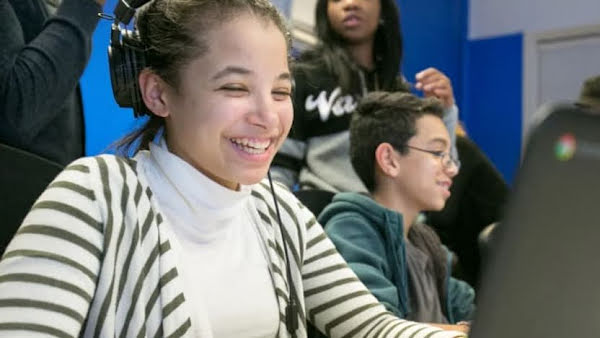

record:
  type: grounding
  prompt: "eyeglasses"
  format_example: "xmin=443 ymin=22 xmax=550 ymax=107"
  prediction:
xmin=405 ymin=145 xmax=461 ymax=170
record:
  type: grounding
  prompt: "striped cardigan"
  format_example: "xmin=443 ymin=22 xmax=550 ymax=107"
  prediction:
xmin=0 ymin=154 xmax=465 ymax=338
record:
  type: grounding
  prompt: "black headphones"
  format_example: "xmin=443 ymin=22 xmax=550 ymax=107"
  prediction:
xmin=107 ymin=0 xmax=150 ymax=116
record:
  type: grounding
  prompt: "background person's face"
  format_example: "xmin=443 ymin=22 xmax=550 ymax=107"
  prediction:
xmin=394 ymin=115 xmax=458 ymax=212
xmin=327 ymin=0 xmax=381 ymax=45
xmin=162 ymin=14 xmax=293 ymax=190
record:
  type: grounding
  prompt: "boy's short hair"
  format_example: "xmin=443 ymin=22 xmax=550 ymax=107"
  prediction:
xmin=349 ymin=91 xmax=445 ymax=192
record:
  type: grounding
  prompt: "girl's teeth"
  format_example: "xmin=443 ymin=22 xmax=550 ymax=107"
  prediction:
xmin=231 ymin=138 xmax=270 ymax=154
xmin=231 ymin=138 xmax=270 ymax=149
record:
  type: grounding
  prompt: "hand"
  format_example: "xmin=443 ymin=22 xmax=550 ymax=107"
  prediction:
xmin=414 ymin=67 xmax=455 ymax=109
xmin=429 ymin=322 xmax=470 ymax=334
xmin=455 ymin=321 xmax=471 ymax=333
xmin=95 ymin=0 xmax=106 ymax=7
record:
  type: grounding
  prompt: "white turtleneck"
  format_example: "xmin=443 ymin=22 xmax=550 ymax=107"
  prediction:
xmin=142 ymin=139 xmax=279 ymax=338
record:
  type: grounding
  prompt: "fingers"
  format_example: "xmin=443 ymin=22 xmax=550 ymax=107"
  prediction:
xmin=415 ymin=68 xmax=448 ymax=90
xmin=415 ymin=67 xmax=440 ymax=82
xmin=418 ymin=77 xmax=449 ymax=92
xmin=414 ymin=67 xmax=455 ymax=107
xmin=426 ymin=86 xmax=452 ymax=100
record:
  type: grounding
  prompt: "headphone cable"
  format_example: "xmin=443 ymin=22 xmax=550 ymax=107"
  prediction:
xmin=268 ymin=171 xmax=299 ymax=336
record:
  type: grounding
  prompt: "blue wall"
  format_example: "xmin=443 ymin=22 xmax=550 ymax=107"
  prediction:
xmin=398 ymin=0 xmax=467 ymax=108
xmin=463 ymin=34 xmax=522 ymax=183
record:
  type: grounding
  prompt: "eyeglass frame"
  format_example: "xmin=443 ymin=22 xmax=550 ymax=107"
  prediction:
xmin=404 ymin=145 xmax=461 ymax=171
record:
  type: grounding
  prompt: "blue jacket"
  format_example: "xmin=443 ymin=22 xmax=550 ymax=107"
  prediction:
xmin=319 ymin=192 xmax=475 ymax=323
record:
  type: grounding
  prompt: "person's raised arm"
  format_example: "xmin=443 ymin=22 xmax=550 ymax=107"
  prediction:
xmin=0 ymin=0 xmax=103 ymax=144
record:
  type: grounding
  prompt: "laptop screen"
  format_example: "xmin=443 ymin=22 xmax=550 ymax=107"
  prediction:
xmin=470 ymin=104 xmax=600 ymax=337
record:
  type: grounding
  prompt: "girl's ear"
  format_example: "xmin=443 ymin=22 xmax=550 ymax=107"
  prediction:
xmin=375 ymin=142 xmax=401 ymax=177
xmin=139 ymin=69 xmax=170 ymax=118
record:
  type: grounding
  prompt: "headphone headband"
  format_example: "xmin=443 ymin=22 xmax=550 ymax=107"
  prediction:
xmin=113 ymin=0 xmax=139 ymax=24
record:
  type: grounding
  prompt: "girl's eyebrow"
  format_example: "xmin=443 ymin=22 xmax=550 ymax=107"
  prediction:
xmin=211 ymin=66 xmax=251 ymax=80
xmin=211 ymin=66 xmax=291 ymax=83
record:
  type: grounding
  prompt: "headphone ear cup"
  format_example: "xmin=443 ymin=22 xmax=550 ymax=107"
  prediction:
xmin=108 ymin=28 xmax=130 ymax=108
xmin=108 ymin=25 xmax=147 ymax=116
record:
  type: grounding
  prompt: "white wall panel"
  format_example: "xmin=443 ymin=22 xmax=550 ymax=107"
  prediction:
xmin=290 ymin=0 xmax=318 ymax=46
xmin=291 ymin=0 xmax=317 ymax=29
xmin=470 ymin=0 xmax=600 ymax=39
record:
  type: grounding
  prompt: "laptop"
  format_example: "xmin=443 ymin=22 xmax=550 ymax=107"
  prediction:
xmin=470 ymin=103 xmax=600 ymax=337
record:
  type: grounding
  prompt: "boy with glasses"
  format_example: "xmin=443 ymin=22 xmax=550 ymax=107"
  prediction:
xmin=319 ymin=91 xmax=475 ymax=330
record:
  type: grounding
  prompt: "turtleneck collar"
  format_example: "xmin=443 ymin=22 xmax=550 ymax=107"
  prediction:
xmin=146 ymin=138 xmax=252 ymax=237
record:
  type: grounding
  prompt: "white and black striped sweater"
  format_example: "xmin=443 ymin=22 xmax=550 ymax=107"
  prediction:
xmin=0 ymin=154 xmax=465 ymax=338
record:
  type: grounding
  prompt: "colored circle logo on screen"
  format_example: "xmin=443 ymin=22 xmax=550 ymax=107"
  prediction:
xmin=555 ymin=133 xmax=576 ymax=161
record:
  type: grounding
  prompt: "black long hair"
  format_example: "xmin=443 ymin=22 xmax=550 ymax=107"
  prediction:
xmin=301 ymin=0 xmax=403 ymax=93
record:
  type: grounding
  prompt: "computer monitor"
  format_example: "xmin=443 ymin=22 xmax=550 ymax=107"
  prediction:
xmin=470 ymin=103 xmax=600 ymax=337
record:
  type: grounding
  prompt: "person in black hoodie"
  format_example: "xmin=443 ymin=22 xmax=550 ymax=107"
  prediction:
xmin=272 ymin=0 xmax=459 ymax=193
xmin=0 ymin=0 xmax=104 ymax=165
